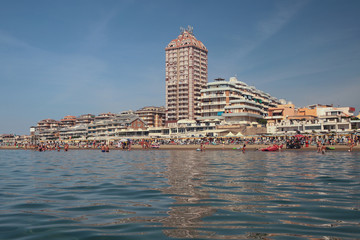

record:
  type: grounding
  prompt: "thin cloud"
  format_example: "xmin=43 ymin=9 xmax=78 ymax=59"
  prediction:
xmin=0 ymin=29 xmax=34 ymax=50
xmin=256 ymin=1 xmax=306 ymax=40
xmin=239 ymin=1 xmax=307 ymax=59
xmin=82 ymin=6 xmax=121 ymax=51
xmin=211 ymin=1 xmax=309 ymax=77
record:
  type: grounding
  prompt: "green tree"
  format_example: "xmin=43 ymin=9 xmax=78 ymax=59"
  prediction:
xmin=257 ymin=118 xmax=267 ymax=125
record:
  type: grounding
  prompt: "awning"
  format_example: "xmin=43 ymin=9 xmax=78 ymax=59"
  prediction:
xmin=272 ymin=110 xmax=283 ymax=113
xmin=202 ymin=129 xmax=228 ymax=133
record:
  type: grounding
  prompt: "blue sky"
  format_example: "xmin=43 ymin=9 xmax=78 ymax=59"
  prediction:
xmin=1 ymin=0 xmax=359 ymax=135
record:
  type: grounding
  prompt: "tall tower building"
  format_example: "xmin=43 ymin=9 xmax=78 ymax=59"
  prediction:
xmin=165 ymin=26 xmax=208 ymax=123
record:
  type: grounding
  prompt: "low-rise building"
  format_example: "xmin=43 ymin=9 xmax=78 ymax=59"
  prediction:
xmin=36 ymin=119 xmax=62 ymax=132
xmin=0 ymin=134 xmax=15 ymax=145
xmin=94 ymin=112 xmax=116 ymax=121
xmin=266 ymin=103 xmax=297 ymax=133
xmin=59 ymin=124 xmax=88 ymax=140
xmin=87 ymin=113 xmax=147 ymax=139
xmin=60 ymin=115 xmax=77 ymax=127
xmin=351 ymin=118 xmax=360 ymax=131
xmin=38 ymin=129 xmax=59 ymax=141
xmin=135 ymin=106 xmax=165 ymax=127
xmin=33 ymin=119 xmax=62 ymax=141
xmin=267 ymin=105 xmax=355 ymax=134
xmin=76 ymin=114 xmax=95 ymax=125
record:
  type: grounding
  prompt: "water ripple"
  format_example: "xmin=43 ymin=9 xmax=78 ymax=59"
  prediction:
xmin=0 ymin=150 xmax=359 ymax=239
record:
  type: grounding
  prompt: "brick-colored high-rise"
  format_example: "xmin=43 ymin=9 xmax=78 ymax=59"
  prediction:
xmin=165 ymin=26 xmax=208 ymax=123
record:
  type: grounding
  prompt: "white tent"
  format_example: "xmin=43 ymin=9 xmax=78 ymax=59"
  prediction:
xmin=225 ymin=132 xmax=235 ymax=137
xmin=236 ymin=132 xmax=244 ymax=137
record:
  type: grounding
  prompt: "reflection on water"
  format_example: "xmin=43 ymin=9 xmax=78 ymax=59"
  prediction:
xmin=0 ymin=150 xmax=359 ymax=239
xmin=161 ymin=151 xmax=214 ymax=238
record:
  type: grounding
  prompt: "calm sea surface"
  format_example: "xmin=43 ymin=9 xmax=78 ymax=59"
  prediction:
xmin=0 ymin=150 xmax=359 ymax=240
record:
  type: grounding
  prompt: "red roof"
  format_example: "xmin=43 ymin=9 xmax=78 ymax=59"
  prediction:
xmin=166 ymin=30 xmax=207 ymax=52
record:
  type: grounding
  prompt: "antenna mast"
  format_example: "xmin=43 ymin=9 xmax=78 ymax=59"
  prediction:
xmin=187 ymin=25 xmax=193 ymax=35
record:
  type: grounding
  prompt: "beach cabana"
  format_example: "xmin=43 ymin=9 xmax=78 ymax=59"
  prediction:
xmin=236 ymin=132 xmax=244 ymax=137
xmin=225 ymin=132 xmax=235 ymax=137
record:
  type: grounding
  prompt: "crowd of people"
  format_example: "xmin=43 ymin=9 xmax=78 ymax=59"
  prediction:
xmin=1 ymin=134 xmax=358 ymax=152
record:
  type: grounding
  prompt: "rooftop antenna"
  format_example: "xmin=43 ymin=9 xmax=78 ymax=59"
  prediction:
xmin=180 ymin=27 xmax=185 ymax=34
xmin=187 ymin=25 xmax=193 ymax=35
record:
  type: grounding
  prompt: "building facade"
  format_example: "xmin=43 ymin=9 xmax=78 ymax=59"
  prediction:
xmin=36 ymin=119 xmax=62 ymax=132
xmin=135 ymin=106 xmax=165 ymax=128
xmin=76 ymin=114 xmax=95 ymax=125
xmin=267 ymin=105 xmax=356 ymax=134
xmin=199 ymin=77 xmax=280 ymax=124
xmin=87 ymin=113 xmax=147 ymax=139
xmin=266 ymin=103 xmax=297 ymax=132
xmin=59 ymin=124 xmax=88 ymax=140
xmin=165 ymin=26 xmax=208 ymax=123
xmin=60 ymin=115 xmax=77 ymax=127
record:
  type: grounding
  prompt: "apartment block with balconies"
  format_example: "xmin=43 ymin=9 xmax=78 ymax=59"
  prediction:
xmin=199 ymin=77 xmax=281 ymax=125
xmin=165 ymin=26 xmax=208 ymax=123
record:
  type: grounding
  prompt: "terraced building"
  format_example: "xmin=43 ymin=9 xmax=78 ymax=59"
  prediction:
xmin=199 ymin=77 xmax=281 ymax=125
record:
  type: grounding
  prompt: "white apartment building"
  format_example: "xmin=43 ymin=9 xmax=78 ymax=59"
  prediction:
xmin=199 ymin=77 xmax=280 ymax=124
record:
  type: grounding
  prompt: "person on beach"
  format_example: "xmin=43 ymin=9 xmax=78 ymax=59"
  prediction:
xmin=64 ymin=143 xmax=69 ymax=152
xmin=242 ymin=143 xmax=246 ymax=153
xmin=321 ymin=144 xmax=326 ymax=154
xmin=349 ymin=139 xmax=354 ymax=152
xmin=101 ymin=145 xmax=106 ymax=152
xmin=200 ymin=142 xmax=205 ymax=151
xmin=317 ymin=140 xmax=322 ymax=153
xmin=105 ymin=145 xmax=110 ymax=152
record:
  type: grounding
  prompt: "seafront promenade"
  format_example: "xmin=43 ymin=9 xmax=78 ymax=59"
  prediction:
xmin=1 ymin=144 xmax=358 ymax=151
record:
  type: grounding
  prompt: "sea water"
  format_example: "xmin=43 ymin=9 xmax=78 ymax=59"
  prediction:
xmin=0 ymin=150 xmax=359 ymax=239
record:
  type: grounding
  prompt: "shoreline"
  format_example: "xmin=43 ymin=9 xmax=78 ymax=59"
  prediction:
xmin=1 ymin=144 xmax=358 ymax=152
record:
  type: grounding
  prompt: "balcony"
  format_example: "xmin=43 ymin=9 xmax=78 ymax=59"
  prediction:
xmin=222 ymin=112 xmax=262 ymax=118
xmin=201 ymin=101 xmax=227 ymax=106
xmin=201 ymin=109 xmax=224 ymax=113
xmin=265 ymin=116 xmax=283 ymax=120
xmin=200 ymin=94 xmax=227 ymax=99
